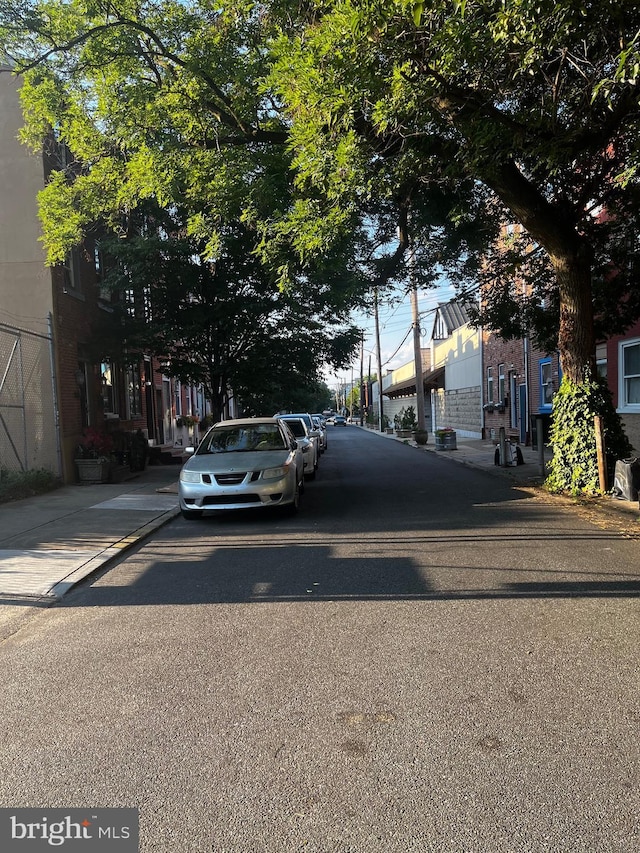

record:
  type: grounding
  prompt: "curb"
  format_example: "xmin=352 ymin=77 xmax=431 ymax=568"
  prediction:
xmin=48 ymin=506 xmax=180 ymax=599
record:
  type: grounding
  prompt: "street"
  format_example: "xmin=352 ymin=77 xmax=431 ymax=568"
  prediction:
xmin=0 ymin=426 xmax=638 ymax=852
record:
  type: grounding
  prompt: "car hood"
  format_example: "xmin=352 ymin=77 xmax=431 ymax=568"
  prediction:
xmin=182 ymin=449 xmax=293 ymax=474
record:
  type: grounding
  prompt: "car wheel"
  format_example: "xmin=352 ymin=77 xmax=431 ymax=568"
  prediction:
xmin=305 ymin=468 xmax=316 ymax=481
xmin=181 ymin=508 xmax=203 ymax=520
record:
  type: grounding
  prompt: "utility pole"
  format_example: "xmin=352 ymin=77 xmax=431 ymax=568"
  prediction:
xmin=359 ymin=333 xmax=364 ymax=426
xmin=409 ymin=244 xmax=426 ymax=432
xmin=374 ymin=287 xmax=384 ymax=431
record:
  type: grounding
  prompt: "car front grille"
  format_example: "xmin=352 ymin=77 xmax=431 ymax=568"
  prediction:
xmin=214 ymin=472 xmax=247 ymax=486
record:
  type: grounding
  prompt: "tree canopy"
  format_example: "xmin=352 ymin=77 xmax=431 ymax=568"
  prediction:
xmin=2 ymin=2 xmax=639 ymax=362
xmin=95 ymin=204 xmax=360 ymax=421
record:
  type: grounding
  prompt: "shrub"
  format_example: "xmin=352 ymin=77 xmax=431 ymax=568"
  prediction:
xmin=546 ymin=372 xmax=632 ymax=495
xmin=401 ymin=406 xmax=418 ymax=430
xmin=0 ymin=467 xmax=60 ymax=504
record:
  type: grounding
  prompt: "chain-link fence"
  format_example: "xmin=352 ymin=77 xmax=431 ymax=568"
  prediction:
xmin=0 ymin=321 xmax=59 ymax=478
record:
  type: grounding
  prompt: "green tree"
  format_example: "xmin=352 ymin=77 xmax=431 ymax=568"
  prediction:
xmin=98 ymin=208 xmax=360 ymax=421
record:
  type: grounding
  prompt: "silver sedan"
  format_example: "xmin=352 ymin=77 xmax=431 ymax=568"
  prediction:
xmin=178 ymin=418 xmax=304 ymax=520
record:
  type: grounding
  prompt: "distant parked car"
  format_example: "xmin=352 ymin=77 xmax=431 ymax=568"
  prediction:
xmin=311 ymin=415 xmax=328 ymax=452
xmin=278 ymin=417 xmax=318 ymax=479
xmin=277 ymin=413 xmax=322 ymax=462
xmin=178 ymin=417 xmax=304 ymax=519
xmin=333 ymin=415 xmax=347 ymax=426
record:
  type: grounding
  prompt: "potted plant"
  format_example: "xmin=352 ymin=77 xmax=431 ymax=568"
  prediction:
xmin=414 ymin=429 xmax=429 ymax=445
xmin=435 ymin=426 xmax=457 ymax=450
xmin=75 ymin=427 xmax=114 ymax=483
xmin=395 ymin=406 xmax=417 ymax=437
xmin=177 ymin=414 xmax=199 ymax=429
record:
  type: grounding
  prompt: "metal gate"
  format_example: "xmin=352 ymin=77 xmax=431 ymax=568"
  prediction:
xmin=0 ymin=321 xmax=59 ymax=477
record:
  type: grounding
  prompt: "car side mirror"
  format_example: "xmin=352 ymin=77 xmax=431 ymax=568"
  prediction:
xmin=184 ymin=446 xmax=196 ymax=456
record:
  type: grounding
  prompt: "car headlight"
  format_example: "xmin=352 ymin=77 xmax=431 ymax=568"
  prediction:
xmin=180 ymin=470 xmax=201 ymax=483
xmin=262 ymin=465 xmax=288 ymax=480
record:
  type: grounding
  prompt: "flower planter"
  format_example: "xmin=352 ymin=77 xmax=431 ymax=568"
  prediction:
xmin=75 ymin=458 xmax=111 ymax=484
xmin=435 ymin=431 xmax=457 ymax=450
xmin=395 ymin=429 xmax=413 ymax=438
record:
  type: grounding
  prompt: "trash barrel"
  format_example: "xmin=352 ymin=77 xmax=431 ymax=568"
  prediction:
xmin=611 ymin=458 xmax=640 ymax=501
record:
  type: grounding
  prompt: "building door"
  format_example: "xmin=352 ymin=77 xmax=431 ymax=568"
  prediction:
xmin=162 ymin=377 xmax=173 ymax=444
xmin=518 ymin=383 xmax=527 ymax=444
xmin=143 ymin=358 xmax=155 ymax=442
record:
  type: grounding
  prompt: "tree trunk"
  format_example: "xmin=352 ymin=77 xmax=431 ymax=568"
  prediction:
xmin=551 ymin=246 xmax=596 ymax=384
xmin=484 ymin=162 xmax=596 ymax=383
xmin=208 ymin=373 xmax=229 ymax=423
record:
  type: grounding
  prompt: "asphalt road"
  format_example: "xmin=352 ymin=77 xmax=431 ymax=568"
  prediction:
xmin=0 ymin=427 xmax=638 ymax=852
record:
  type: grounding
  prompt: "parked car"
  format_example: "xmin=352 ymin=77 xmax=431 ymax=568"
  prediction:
xmin=277 ymin=413 xmax=322 ymax=462
xmin=311 ymin=415 xmax=328 ymax=452
xmin=333 ymin=415 xmax=347 ymax=426
xmin=178 ymin=418 xmax=304 ymax=519
xmin=278 ymin=417 xmax=318 ymax=479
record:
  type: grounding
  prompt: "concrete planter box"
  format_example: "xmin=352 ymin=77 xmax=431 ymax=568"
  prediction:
xmin=75 ymin=458 xmax=111 ymax=484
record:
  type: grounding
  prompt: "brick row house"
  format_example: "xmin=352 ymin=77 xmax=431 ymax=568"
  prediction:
xmin=1 ymin=64 xmax=216 ymax=483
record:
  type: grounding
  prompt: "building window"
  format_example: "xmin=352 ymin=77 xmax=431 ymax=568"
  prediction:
xmin=487 ymin=367 xmax=494 ymax=402
xmin=540 ymin=358 xmax=554 ymax=410
xmin=101 ymin=360 xmax=118 ymax=415
xmin=62 ymin=248 xmax=82 ymax=296
xmin=596 ymin=343 xmax=607 ymax=381
xmin=498 ymin=363 xmax=505 ymax=403
xmin=94 ymin=241 xmax=112 ymax=303
xmin=174 ymin=380 xmax=183 ymax=417
xmin=126 ymin=363 xmax=142 ymax=418
xmin=619 ymin=339 xmax=640 ymax=411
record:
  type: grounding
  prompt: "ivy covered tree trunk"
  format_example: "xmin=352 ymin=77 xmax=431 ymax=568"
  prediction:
xmin=486 ymin=166 xmax=632 ymax=493
xmin=547 ymin=244 xmax=632 ymax=493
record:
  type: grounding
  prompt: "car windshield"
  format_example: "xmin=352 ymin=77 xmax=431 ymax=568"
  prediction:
xmin=197 ymin=424 xmax=286 ymax=454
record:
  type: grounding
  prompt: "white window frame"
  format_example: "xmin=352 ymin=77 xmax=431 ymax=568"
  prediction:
xmin=540 ymin=359 xmax=554 ymax=410
xmin=62 ymin=248 xmax=83 ymax=296
xmin=618 ymin=338 xmax=640 ymax=413
xmin=498 ymin=363 xmax=506 ymax=403
xmin=486 ymin=366 xmax=494 ymax=402
xmin=126 ymin=362 xmax=142 ymax=419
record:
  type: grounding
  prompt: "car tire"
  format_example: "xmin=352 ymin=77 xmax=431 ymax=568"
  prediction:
xmin=181 ymin=508 xmax=203 ymax=520
xmin=305 ymin=469 xmax=316 ymax=481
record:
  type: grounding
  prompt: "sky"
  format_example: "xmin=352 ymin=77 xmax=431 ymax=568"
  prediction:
xmin=327 ymin=278 xmax=456 ymax=393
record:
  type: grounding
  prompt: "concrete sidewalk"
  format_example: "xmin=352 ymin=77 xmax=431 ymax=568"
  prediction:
xmin=369 ymin=426 xmax=551 ymax=483
xmin=0 ymin=430 xmax=637 ymax=606
xmin=0 ymin=465 xmax=180 ymax=604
